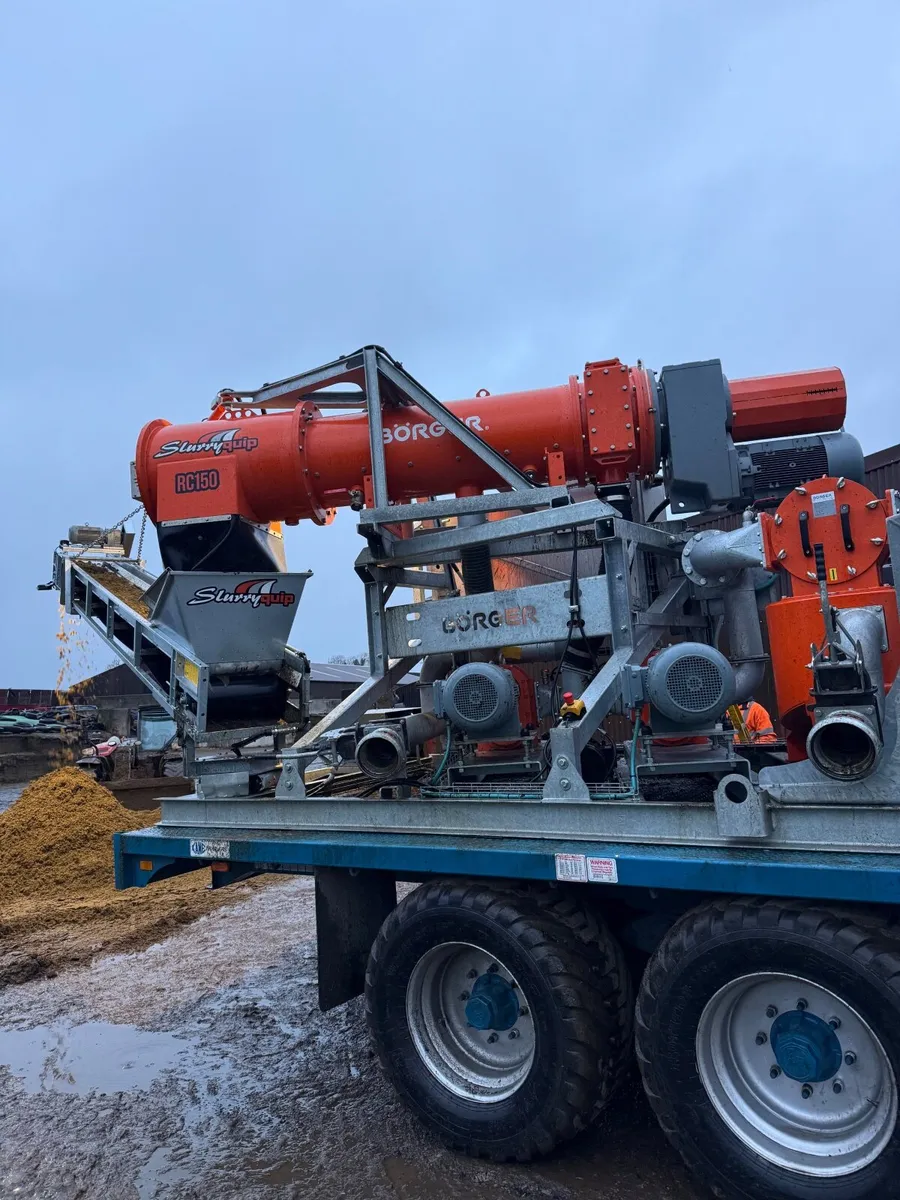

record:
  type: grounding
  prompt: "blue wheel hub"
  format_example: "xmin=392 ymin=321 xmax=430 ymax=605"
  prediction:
xmin=464 ymin=973 xmax=520 ymax=1031
xmin=770 ymin=1010 xmax=843 ymax=1083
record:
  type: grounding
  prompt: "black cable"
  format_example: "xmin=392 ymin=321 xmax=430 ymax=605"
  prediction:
xmin=550 ymin=527 xmax=580 ymax=701
xmin=447 ymin=561 xmax=464 ymax=592
xmin=190 ymin=514 xmax=240 ymax=571
xmin=646 ymin=497 xmax=669 ymax=523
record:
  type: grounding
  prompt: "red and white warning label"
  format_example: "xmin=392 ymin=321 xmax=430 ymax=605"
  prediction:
xmin=586 ymin=856 xmax=618 ymax=884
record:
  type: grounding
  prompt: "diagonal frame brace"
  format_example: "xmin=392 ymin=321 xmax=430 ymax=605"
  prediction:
xmin=374 ymin=352 xmax=537 ymax=494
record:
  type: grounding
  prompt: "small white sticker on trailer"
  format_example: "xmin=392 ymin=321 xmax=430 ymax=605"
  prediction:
xmin=586 ymin=856 xmax=618 ymax=883
xmin=189 ymin=838 xmax=231 ymax=860
xmin=555 ymin=853 xmax=587 ymax=881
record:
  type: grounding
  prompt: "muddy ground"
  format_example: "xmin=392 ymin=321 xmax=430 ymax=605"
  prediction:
xmin=0 ymin=876 xmax=706 ymax=1200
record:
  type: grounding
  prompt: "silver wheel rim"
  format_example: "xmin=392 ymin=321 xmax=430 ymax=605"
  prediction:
xmin=405 ymin=941 xmax=535 ymax=1102
xmin=696 ymin=972 xmax=897 ymax=1176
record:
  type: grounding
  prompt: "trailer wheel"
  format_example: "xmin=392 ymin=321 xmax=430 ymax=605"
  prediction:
xmin=636 ymin=898 xmax=900 ymax=1200
xmin=365 ymin=879 xmax=632 ymax=1161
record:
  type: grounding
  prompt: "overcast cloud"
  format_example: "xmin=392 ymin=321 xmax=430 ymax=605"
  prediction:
xmin=1 ymin=0 xmax=898 ymax=687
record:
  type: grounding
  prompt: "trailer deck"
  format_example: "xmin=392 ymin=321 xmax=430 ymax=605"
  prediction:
xmin=115 ymin=824 xmax=900 ymax=906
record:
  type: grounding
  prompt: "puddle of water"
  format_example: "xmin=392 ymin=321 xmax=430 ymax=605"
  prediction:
xmin=0 ymin=783 xmax=26 ymax=814
xmin=0 ymin=1020 xmax=193 ymax=1095
xmin=134 ymin=1147 xmax=195 ymax=1200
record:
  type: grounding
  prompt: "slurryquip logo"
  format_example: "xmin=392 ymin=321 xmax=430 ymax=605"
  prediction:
xmin=153 ymin=427 xmax=259 ymax=459
xmin=186 ymin=579 xmax=296 ymax=609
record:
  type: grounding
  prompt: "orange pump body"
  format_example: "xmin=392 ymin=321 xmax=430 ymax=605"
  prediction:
xmin=761 ymin=478 xmax=900 ymax=760
xmin=135 ymin=359 xmax=846 ymax=528
xmin=136 ymin=360 xmax=657 ymax=527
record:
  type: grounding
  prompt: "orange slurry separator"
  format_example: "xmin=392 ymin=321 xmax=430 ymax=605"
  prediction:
xmin=134 ymin=360 xmax=846 ymax=528
xmin=761 ymin=477 xmax=900 ymax=760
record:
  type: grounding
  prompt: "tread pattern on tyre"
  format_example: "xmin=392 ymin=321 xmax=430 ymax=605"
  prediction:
xmin=636 ymin=896 xmax=900 ymax=1200
xmin=365 ymin=878 xmax=633 ymax=1161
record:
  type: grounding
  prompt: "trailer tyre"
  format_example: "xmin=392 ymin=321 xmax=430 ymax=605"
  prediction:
xmin=365 ymin=880 xmax=632 ymax=1161
xmin=636 ymin=898 xmax=900 ymax=1200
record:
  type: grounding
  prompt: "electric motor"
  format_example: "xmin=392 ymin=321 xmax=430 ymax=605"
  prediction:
xmin=434 ymin=663 xmax=521 ymax=739
xmin=646 ymin=643 xmax=736 ymax=726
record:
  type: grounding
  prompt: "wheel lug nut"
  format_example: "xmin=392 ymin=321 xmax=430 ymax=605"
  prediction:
xmin=459 ymin=991 xmax=469 ymax=1001
xmin=487 ymin=1033 xmax=498 ymax=1044
xmin=833 ymin=1079 xmax=844 ymax=1094
xmin=487 ymin=963 xmax=499 ymax=974
xmin=845 ymin=1052 xmax=857 ymax=1066
xmin=829 ymin=1016 xmax=841 ymax=1030
xmin=519 ymin=1007 xmax=529 ymax=1018
xmin=797 ymin=998 xmax=809 ymax=1011
xmin=770 ymin=1066 xmax=781 ymax=1079
xmin=756 ymin=1032 xmax=768 ymax=1045
xmin=467 ymin=969 xmax=478 ymax=979
xmin=801 ymin=1084 xmax=813 ymax=1099
xmin=508 ymin=1029 xmax=520 ymax=1040
xmin=766 ymin=1005 xmax=778 ymax=1019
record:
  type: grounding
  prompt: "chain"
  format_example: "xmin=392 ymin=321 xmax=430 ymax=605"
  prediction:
xmin=136 ymin=510 xmax=148 ymax=560
xmin=81 ymin=504 xmax=145 ymax=551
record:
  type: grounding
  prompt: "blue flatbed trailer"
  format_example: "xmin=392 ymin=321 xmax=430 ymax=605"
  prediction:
xmin=116 ymin=825 xmax=900 ymax=907
xmin=113 ymin=816 xmax=900 ymax=1200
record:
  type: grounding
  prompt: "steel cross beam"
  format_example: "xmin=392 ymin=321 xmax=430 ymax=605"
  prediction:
xmin=224 ymin=351 xmax=367 ymax=409
xmin=360 ymin=487 xmax=573 ymax=528
xmin=366 ymin=498 xmax=618 ymax=565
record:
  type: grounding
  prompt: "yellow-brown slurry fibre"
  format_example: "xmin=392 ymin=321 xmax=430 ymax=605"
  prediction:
xmin=55 ymin=605 xmax=95 ymax=698
xmin=74 ymin=561 xmax=151 ymax=618
xmin=0 ymin=769 xmax=272 ymax=985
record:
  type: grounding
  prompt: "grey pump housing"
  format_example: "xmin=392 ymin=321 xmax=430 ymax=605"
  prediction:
xmin=646 ymin=643 xmax=736 ymax=730
xmin=659 ymin=359 xmax=742 ymax=513
xmin=434 ymin=663 xmax=521 ymax=739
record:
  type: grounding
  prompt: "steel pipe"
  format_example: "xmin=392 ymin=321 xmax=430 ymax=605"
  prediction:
xmin=806 ymin=709 xmax=882 ymax=781
xmin=355 ymin=712 xmax=446 ymax=779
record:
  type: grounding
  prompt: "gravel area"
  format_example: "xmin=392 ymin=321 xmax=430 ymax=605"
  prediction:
xmin=0 ymin=877 xmax=703 ymax=1200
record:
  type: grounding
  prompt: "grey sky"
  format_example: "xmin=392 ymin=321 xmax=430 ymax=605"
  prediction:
xmin=2 ymin=0 xmax=898 ymax=687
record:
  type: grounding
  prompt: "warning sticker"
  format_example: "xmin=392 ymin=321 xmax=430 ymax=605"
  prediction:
xmin=189 ymin=838 xmax=231 ymax=860
xmin=812 ymin=490 xmax=836 ymax=518
xmin=586 ymin=857 xmax=619 ymax=884
xmin=555 ymin=853 xmax=587 ymax=882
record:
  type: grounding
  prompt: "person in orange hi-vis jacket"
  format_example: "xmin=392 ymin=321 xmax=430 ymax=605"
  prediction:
xmin=734 ymin=698 xmax=778 ymax=744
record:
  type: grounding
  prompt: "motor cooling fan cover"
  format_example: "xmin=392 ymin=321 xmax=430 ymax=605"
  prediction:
xmin=435 ymin=663 xmax=520 ymax=738
xmin=646 ymin=643 xmax=736 ymax=724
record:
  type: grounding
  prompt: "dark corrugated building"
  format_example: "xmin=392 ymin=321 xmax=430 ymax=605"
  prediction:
xmin=865 ymin=443 xmax=900 ymax=497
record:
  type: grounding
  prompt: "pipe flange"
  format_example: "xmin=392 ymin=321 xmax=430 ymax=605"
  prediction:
xmin=682 ymin=522 xmax=765 ymax=588
xmin=681 ymin=531 xmax=712 ymax=588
